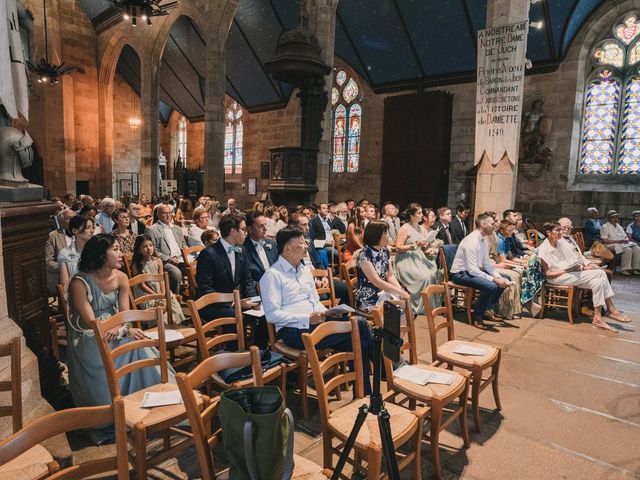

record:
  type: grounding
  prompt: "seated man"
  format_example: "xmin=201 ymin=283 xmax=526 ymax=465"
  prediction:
xmin=260 ymin=226 xmax=373 ymax=394
xmin=538 ymin=222 xmax=629 ymax=331
xmin=147 ymin=203 xmax=187 ymax=293
xmin=600 ymin=210 xmax=640 ymax=276
xmin=45 ymin=208 xmax=75 ymax=295
xmin=243 ymin=210 xmax=278 ymax=283
xmin=583 ymin=207 xmax=602 ymax=248
xmin=431 ymin=206 xmax=454 ymax=244
xmin=290 ymin=212 xmax=350 ymax=306
xmin=309 ymin=202 xmax=344 ymax=264
xmin=450 ymin=213 xmax=511 ymax=328
xmin=449 ymin=203 xmax=471 ymax=244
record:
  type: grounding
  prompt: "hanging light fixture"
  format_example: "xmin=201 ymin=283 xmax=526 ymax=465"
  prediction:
xmin=27 ymin=0 xmax=74 ymax=85
xmin=106 ymin=0 xmax=179 ymax=27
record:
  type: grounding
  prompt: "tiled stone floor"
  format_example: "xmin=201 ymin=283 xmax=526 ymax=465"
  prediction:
xmin=67 ymin=274 xmax=640 ymax=479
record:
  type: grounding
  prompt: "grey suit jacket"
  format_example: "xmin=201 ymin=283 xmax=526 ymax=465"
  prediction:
xmin=45 ymin=230 xmax=69 ymax=294
xmin=147 ymin=223 xmax=186 ymax=262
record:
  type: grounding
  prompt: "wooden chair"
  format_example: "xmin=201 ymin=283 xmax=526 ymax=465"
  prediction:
xmin=50 ymin=284 xmax=69 ymax=360
xmin=0 ymin=337 xmax=22 ymax=434
xmin=128 ymin=271 xmax=197 ymax=368
xmin=540 ymin=284 xmax=577 ymax=325
xmin=123 ymin=252 xmax=134 ymax=278
xmin=371 ymin=301 xmax=469 ymax=480
xmin=423 ymin=284 xmax=502 ymax=433
xmin=572 ymin=231 xmax=586 ymax=253
xmin=302 ymin=318 xmax=423 ymax=479
xmin=182 ymin=245 xmax=204 ymax=299
xmin=0 ymin=399 xmax=129 ymax=479
xmin=438 ymin=248 xmax=476 ymax=324
xmin=312 ymin=268 xmax=337 ymax=307
xmin=92 ymin=307 xmax=196 ymax=479
xmin=177 ymin=350 xmax=330 ymax=480
xmin=526 ymin=229 xmax=542 ymax=247
xmin=332 ymin=232 xmax=346 ymax=279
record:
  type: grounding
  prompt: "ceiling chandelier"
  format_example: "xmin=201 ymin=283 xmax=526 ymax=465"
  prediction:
xmin=106 ymin=0 xmax=179 ymax=27
xmin=27 ymin=0 xmax=74 ymax=85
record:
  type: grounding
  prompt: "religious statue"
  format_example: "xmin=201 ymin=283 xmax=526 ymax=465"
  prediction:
xmin=0 ymin=126 xmax=34 ymax=185
xmin=519 ymin=99 xmax=553 ymax=166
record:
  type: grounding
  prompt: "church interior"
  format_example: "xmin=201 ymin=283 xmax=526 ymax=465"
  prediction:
xmin=0 ymin=0 xmax=639 ymax=478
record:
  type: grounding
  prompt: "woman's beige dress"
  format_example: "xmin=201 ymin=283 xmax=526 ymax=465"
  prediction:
xmin=487 ymin=233 xmax=522 ymax=319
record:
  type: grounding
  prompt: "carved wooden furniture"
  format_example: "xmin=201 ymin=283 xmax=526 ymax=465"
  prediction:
xmin=302 ymin=319 xmax=422 ymax=479
xmin=92 ymin=307 xmax=195 ymax=479
xmin=423 ymin=284 xmax=502 ymax=433
xmin=371 ymin=300 xmax=469 ymax=480
xmin=128 ymin=271 xmax=197 ymax=367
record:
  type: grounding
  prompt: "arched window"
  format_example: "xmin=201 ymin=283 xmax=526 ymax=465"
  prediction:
xmin=224 ymin=101 xmax=243 ymax=175
xmin=331 ymin=69 xmax=362 ymax=173
xmin=177 ymin=116 xmax=187 ymax=166
xmin=579 ymin=12 xmax=640 ymax=176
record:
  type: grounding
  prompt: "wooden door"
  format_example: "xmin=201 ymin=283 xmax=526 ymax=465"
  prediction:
xmin=381 ymin=92 xmax=452 ymax=210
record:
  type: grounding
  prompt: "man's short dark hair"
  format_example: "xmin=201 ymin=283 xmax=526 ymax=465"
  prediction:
xmin=79 ymin=205 xmax=96 ymax=216
xmin=219 ymin=212 xmax=245 ymax=237
xmin=542 ymin=221 xmax=560 ymax=235
xmin=456 ymin=203 xmax=470 ymax=213
xmin=245 ymin=210 xmax=265 ymax=228
xmin=289 ymin=212 xmax=306 ymax=227
xmin=437 ymin=206 xmax=450 ymax=217
xmin=475 ymin=212 xmax=493 ymax=227
xmin=363 ymin=221 xmax=389 ymax=247
xmin=276 ymin=226 xmax=305 ymax=255
xmin=503 ymin=209 xmax=516 ymax=219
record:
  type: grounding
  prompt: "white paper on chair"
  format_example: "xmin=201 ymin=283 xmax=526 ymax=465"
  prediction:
xmin=393 ymin=365 xmax=456 ymax=386
xmin=139 ymin=390 xmax=183 ymax=408
xmin=244 ymin=307 xmax=265 ymax=318
xmin=323 ymin=304 xmax=355 ymax=317
xmin=145 ymin=330 xmax=184 ymax=342
xmin=453 ymin=344 xmax=490 ymax=356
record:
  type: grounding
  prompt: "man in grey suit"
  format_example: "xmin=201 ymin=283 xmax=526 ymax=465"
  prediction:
xmin=147 ymin=204 xmax=187 ymax=293
xmin=45 ymin=208 xmax=74 ymax=295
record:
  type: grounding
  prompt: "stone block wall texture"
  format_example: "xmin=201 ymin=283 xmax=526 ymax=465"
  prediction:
xmin=112 ymin=71 xmax=142 ymax=188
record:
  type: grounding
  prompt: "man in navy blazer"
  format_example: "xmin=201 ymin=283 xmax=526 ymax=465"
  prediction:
xmin=242 ymin=211 xmax=279 ymax=282
xmin=196 ymin=213 xmax=257 ymax=349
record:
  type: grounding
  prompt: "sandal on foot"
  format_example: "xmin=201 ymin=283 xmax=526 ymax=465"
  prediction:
xmin=592 ymin=322 xmax=618 ymax=332
xmin=607 ymin=312 xmax=631 ymax=323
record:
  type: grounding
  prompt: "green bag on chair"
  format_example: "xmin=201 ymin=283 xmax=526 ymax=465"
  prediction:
xmin=219 ymin=386 xmax=295 ymax=480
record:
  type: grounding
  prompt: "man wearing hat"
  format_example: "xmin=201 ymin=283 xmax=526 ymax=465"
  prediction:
xmin=626 ymin=211 xmax=640 ymax=246
xmin=600 ymin=210 xmax=640 ymax=275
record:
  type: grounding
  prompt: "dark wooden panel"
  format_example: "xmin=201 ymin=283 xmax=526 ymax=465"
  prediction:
xmin=381 ymin=91 xmax=453 ymax=210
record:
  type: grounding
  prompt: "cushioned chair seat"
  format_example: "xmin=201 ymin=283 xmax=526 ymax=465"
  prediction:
xmin=437 ymin=341 xmax=499 ymax=368
xmin=327 ymin=398 xmax=418 ymax=450
xmin=0 ymin=444 xmax=54 ymax=479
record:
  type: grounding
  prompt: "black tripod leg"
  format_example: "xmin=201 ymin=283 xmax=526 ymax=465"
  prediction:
xmin=378 ymin=408 xmax=400 ymax=480
xmin=331 ymin=403 xmax=369 ymax=480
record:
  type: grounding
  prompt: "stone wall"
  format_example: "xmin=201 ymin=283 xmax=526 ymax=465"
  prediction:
xmin=112 ymin=72 xmax=141 ymax=191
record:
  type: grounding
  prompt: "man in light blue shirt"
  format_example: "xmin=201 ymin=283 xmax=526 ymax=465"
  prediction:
xmin=260 ymin=226 xmax=373 ymax=394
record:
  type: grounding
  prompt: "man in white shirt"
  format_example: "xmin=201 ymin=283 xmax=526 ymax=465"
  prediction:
xmin=147 ymin=204 xmax=187 ymax=293
xmin=95 ymin=197 xmax=115 ymax=233
xmin=450 ymin=212 xmax=510 ymax=327
xmin=260 ymin=226 xmax=373 ymax=394
xmin=222 ymin=198 xmax=237 ymax=215
xmin=600 ymin=210 xmax=640 ymax=275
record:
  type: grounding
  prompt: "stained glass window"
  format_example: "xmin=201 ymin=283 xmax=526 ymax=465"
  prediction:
xmin=579 ymin=12 xmax=640 ymax=176
xmin=332 ymin=69 xmax=362 ymax=173
xmin=224 ymin=101 xmax=243 ymax=175
xmin=177 ymin=117 xmax=187 ymax=166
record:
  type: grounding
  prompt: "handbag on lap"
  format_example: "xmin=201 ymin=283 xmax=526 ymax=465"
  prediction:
xmin=219 ymin=386 xmax=294 ymax=480
xmin=590 ymin=241 xmax=614 ymax=260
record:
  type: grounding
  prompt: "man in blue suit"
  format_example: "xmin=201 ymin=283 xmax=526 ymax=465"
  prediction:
xmin=242 ymin=211 xmax=279 ymax=283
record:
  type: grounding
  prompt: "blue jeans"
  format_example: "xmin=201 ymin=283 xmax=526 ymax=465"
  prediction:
xmin=277 ymin=317 xmax=373 ymax=394
xmin=450 ymin=271 xmax=508 ymax=317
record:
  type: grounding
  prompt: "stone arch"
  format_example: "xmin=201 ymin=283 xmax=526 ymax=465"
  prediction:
xmin=566 ymin=0 xmax=640 ymax=190
xmin=98 ymin=33 xmax=140 ymax=100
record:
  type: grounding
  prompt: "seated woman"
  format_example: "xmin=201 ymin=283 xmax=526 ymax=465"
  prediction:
xmin=111 ymin=208 xmax=135 ymax=256
xmin=626 ymin=210 xmax=640 ymax=245
xmin=344 ymin=206 xmax=367 ymax=262
xmin=394 ymin=203 xmax=441 ymax=314
xmin=486 ymin=217 xmax=523 ymax=320
xmin=132 ymin=234 xmax=186 ymax=324
xmin=68 ymin=234 xmax=172 ymax=444
xmin=538 ymin=222 xmax=629 ymax=331
xmin=355 ymin=221 xmax=409 ymax=313
xmin=58 ymin=215 xmax=95 ymax=288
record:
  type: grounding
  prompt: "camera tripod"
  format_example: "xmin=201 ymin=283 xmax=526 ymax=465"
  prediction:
xmin=331 ymin=326 xmax=404 ymax=480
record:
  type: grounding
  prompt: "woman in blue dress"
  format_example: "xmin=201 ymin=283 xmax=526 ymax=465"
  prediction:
xmin=355 ymin=221 xmax=409 ymax=313
xmin=68 ymin=234 xmax=172 ymax=444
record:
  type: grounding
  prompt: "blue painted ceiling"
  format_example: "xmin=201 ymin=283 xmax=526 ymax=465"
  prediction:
xmin=78 ymin=0 xmax=607 ymax=122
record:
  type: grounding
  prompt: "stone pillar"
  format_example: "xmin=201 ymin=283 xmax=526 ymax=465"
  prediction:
xmin=202 ymin=42 xmax=226 ymax=199
xmin=473 ymin=0 xmax=529 ymax=217
xmin=306 ymin=0 xmax=338 ymax=203
xmin=140 ymin=59 xmax=160 ymax=197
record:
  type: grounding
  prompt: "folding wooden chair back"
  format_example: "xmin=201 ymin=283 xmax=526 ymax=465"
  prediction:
xmin=182 ymin=246 xmax=204 ymax=298
xmin=438 ymin=247 xmax=475 ymax=324
xmin=128 ymin=272 xmax=197 ymax=367
xmin=187 ymin=290 xmax=245 ymax=360
xmin=0 ymin=337 xmax=21 ymax=433
xmin=92 ymin=307 xmax=194 ymax=479
xmin=332 ymin=232 xmax=346 ymax=279
xmin=423 ymin=284 xmax=502 ymax=434
xmin=540 ymin=284 xmax=576 ymax=325
xmin=302 ymin=319 xmax=422 ymax=479
xmin=311 ymin=268 xmax=337 ymax=308
xmin=0 ymin=399 xmax=129 ymax=479
xmin=371 ymin=301 xmax=469 ymax=479
xmin=50 ymin=284 xmax=69 ymax=360
xmin=526 ymin=229 xmax=541 ymax=248
xmin=122 ymin=252 xmax=134 ymax=278
xmin=572 ymin=231 xmax=586 ymax=253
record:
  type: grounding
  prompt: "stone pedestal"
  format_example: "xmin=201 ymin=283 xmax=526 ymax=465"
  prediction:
xmin=0 ymin=201 xmax=70 ymax=457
